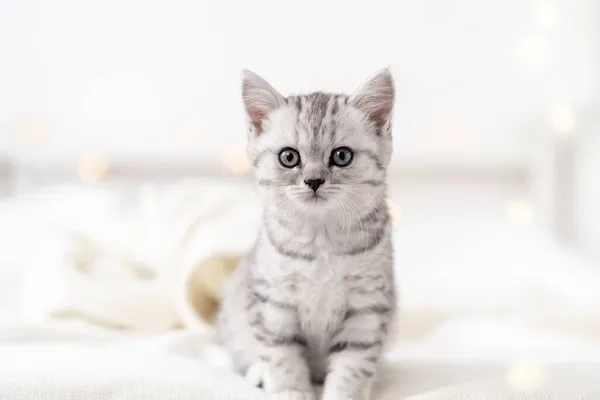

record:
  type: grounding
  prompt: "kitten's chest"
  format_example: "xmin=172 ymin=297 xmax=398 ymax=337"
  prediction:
xmin=267 ymin=229 xmax=357 ymax=337
xmin=294 ymin=252 xmax=348 ymax=340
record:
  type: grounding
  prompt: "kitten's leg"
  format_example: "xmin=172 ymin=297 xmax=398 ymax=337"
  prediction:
xmin=322 ymin=306 xmax=391 ymax=400
xmin=249 ymin=292 xmax=314 ymax=398
xmin=323 ymin=345 xmax=379 ymax=400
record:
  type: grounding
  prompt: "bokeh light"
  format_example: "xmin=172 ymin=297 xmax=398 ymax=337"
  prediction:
xmin=550 ymin=105 xmax=577 ymax=135
xmin=534 ymin=0 xmax=561 ymax=32
xmin=12 ymin=113 xmax=49 ymax=149
xmin=386 ymin=198 xmax=401 ymax=227
xmin=507 ymin=358 xmax=546 ymax=393
xmin=222 ymin=146 xmax=251 ymax=175
xmin=507 ymin=199 xmax=535 ymax=226
xmin=517 ymin=34 xmax=552 ymax=72
xmin=76 ymin=152 xmax=109 ymax=182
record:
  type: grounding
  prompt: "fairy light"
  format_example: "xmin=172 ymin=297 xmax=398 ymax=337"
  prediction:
xmin=534 ymin=0 xmax=560 ymax=32
xmin=77 ymin=152 xmax=109 ymax=182
xmin=222 ymin=146 xmax=251 ymax=175
xmin=386 ymin=198 xmax=401 ymax=227
xmin=434 ymin=109 xmax=470 ymax=155
xmin=517 ymin=34 xmax=552 ymax=72
xmin=13 ymin=113 xmax=48 ymax=148
xmin=549 ymin=105 xmax=576 ymax=135
xmin=179 ymin=118 xmax=208 ymax=145
xmin=507 ymin=199 xmax=534 ymax=226
xmin=507 ymin=358 xmax=546 ymax=393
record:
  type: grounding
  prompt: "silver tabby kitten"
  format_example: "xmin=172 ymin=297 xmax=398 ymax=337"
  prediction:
xmin=216 ymin=69 xmax=396 ymax=400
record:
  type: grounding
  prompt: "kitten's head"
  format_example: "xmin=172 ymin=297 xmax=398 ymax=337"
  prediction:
xmin=242 ymin=70 xmax=394 ymax=216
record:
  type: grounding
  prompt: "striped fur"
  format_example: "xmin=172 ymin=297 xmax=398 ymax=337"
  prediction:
xmin=216 ymin=70 xmax=396 ymax=400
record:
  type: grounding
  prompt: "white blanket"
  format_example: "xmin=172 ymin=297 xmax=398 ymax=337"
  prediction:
xmin=1 ymin=320 xmax=600 ymax=399
xmin=17 ymin=180 xmax=261 ymax=332
xmin=2 ymin=180 xmax=600 ymax=399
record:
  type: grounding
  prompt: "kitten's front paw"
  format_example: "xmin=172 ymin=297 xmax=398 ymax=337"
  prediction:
xmin=245 ymin=361 xmax=267 ymax=388
xmin=322 ymin=391 xmax=368 ymax=400
xmin=322 ymin=378 xmax=372 ymax=400
xmin=246 ymin=361 xmax=314 ymax=398
xmin=272 ymin=391 xmax=316 ymax=400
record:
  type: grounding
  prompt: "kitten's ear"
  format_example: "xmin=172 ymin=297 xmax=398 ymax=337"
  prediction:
xmin=241 ymin=70 xmax=285 ymax=134
xmin=350 ymin=69 xmax=395 ymax=128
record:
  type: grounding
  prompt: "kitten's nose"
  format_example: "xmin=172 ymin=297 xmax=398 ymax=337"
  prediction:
xmin=304 ymin=178 xmax=325 ymax=192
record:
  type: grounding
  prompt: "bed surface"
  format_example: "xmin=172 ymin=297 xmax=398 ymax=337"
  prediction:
xmin=1 ymin=181 xmax=600 ymax=399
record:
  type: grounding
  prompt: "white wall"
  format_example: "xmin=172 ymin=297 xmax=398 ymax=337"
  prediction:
xmin=0 ymin=0 xmax=597 ymax=168
xmin=575 ymin=111 xmax=600 ymax=260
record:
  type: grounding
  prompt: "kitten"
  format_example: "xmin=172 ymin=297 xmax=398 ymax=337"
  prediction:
xmin=216 ymin=69 xmax=396 ymax=400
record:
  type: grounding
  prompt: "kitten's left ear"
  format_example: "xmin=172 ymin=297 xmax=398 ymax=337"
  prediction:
xmin=350 ymin=69 xmax=395 ymax=129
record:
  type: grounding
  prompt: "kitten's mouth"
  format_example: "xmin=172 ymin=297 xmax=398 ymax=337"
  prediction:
xmin=301 ymin=192 xmax=326 ymax=203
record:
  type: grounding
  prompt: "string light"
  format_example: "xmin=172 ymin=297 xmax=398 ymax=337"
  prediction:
xmin=517 ymin=34 xmax=552 ymax=72
xmin=12 ymin=113 xmax=48 ymax=148
xmin=77 ymin=152 xmax=109 ymax=182
xmin=549 ymin=105 xmax=576 ymax=135
xmin=222 ymin=146 xmax=251 ymax=175
xmin=179 ymin=118 xmax=208 ymax=145
xmin=534 ymin=0 xmax=560 ymax=32
xmin=386 ymin=198 xmax=401 ymax=227
xmin=433 ymin=108 xmax=470 ymax=155
xmin=507 ymin=199 xmax=534 ymax=226
xmin=507 ymin=358 xmax=546 ymax=393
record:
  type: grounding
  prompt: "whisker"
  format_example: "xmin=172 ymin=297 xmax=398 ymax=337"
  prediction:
xmin=258 ymin=178 xmax=293 ymax=187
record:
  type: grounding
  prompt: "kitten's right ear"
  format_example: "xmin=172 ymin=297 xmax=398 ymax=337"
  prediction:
xmin=241 ymin=70 xmax=285 ymax=134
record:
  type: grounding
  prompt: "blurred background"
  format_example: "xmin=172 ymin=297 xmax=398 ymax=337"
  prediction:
xmin=1 ymin=0 xmax=600 ymax=363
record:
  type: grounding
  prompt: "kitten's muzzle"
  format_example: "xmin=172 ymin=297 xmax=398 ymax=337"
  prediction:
xmin=304 ymin=178 xmax=325 ymax=192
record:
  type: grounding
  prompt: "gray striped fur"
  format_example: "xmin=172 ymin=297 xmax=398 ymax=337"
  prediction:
xmin=216 ymin=69 xmax=396 ymax=400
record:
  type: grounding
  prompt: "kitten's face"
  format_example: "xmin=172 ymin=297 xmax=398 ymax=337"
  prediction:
xmin=242 ymin=71 xmax=394 ymax=217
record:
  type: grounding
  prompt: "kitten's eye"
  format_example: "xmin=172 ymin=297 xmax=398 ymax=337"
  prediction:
xmin=330 ymin=147 xmax=354 ymax=167
xmin=278 ymin=148 xmax=301 ymax=168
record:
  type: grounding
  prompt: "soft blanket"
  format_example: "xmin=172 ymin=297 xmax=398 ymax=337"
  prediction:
xmin=0 ymin=319 xmax=600 ymax=399
xmin=1 ymin=180 xmax=600 ymax=399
